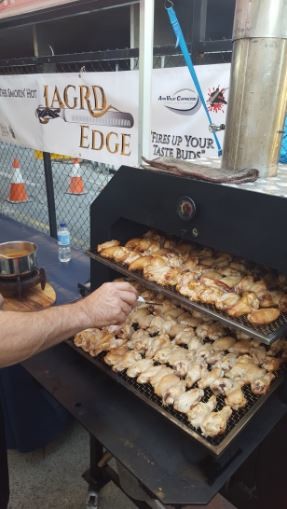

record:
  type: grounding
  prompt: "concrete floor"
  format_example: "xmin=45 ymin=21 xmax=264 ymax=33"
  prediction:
xmin=7 ymin=422 xmax=136 ymax=509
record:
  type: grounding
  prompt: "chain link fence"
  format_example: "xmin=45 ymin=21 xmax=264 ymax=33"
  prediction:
xmin=0 ymin=45 xmax=232 ymax=248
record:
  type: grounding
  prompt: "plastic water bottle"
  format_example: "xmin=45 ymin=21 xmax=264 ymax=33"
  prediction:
xmin=57 ymin=223 xmax=71 ymax=263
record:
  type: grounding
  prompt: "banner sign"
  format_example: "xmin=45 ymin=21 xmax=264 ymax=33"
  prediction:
xmin=151 ymin=63 xmax=230 ymax=160
xmin=0 ymin=71 xmax=139 ymax=166
xmin=0 ymin=0 xmax=78 ymax=19
xmin=0 ymin=64 xmax=230 ymax=165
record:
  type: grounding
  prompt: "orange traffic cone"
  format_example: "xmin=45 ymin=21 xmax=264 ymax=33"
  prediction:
xmin=66 ymin=159 xmax=87 ymax=195
xmin=7 ymin=159 xmax=29 ymax=203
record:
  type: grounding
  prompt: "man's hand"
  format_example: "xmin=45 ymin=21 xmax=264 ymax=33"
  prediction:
xmin=79 ymin=281 xmax=138 ymax=328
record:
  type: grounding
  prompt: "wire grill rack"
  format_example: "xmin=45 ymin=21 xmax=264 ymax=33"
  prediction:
xmin=87 ymin=252 xmax=287 ymax=345
xmin=69 ymin=341 xmax=284 ymax=456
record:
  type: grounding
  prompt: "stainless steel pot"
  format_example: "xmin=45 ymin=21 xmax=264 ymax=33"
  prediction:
xmin=0 ymin=241 xmax=38 ymax=277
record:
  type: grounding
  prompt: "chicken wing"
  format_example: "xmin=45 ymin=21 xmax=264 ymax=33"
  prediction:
xmin=198 ymin=368 xmax=223 ymax=389
xmin=163 ymin=380 xmax=186 ymax=406
xmin=201 ymin=406 xmax=232 ymax=437
xmin=97 ymin=239 xmax=120 ymax=252
xmin=212 ymin=337 xmax=236 ymax=351
xmin=251 ymin=373 xmax=275 ymax=395
xmin=126 ymin=359 xmax=154 ymax=378
xmin=247 ymin=308 xmax=280 ymax=325
xmin=154 ymin=374 xmax=181 ymax=399
xmin=225 ymin=386 xmax=247 ymax=410
xmin=112 ymin=350 xmax=142 ymax=372
xmin=174 ymin=388 xmax=204 ymax=414
xmin=228 ymin=292 xmax=260 ymax=317
xmin=187 ymin=395 xmax=217 ymax=428
xmin=137 ymin=365 xmax=163 ymax=384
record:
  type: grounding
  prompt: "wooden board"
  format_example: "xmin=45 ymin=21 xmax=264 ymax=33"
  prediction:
xmin=2 ymin=282 xmax=56 ymax=312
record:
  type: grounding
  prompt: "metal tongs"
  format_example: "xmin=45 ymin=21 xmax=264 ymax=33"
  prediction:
xmin=137 ymin=295 xmax=160 ymax=306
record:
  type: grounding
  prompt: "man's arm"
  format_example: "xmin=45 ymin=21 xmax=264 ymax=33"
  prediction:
xmin=0 ymin=281 xmax=137 ymax=368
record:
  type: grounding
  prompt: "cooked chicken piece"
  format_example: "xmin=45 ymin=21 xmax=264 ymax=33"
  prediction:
xmin=200 ymin=257 xmax=216 ymax=268
xmin=162 ymin=306 xmax=183 ymax=321
xmin=257 ymin=291 xmax=278 ymax=308
xmin=177 ymin=280 xmax=202 ymax=301
xmin=270 ymin=339 xmax=287 ymax=355
xmin=247 ymin=307 xmax=280 ymax=325
xmin=200 ymin=272 xmax=223 ymax=288
xmin=109 ymin=337 xmax=127 ymax=349
xmin=153 ymin=345 xmax=178 ymax=364
xmin=198 ymin=247 xmax=214 ymax=259
xmin=235 ymin=330 xmax=252 ymax=341
xmin=161 ymin=318 xmax=179 ymax=336
xmin=149 ymin=366 xmax=174 ymax=386
xmin=210 ymin=377 xmax=234 ymax=395
xmin=229 ymin=261 xmax=248 ymax=273
xmin=143 ymin=230 xmax=165 ymax=243
xmin=278 ymin=293 xmax=287 ymax=313
xmin=74 ymin=328 xmax=101 ymax=347
xmin=124 ymin=250 xmax=141 ymax=265
xmin=147 ymin=315 xmax=166 ymax=334
xmin=235 ymin=276 xmax=267 ymax=294
xmin=228 ymin=292 xmax=260 ymax=317
xmin=174 ymin=328 xmax=197 ymax=346
xmin=201 ymin=406 xmax=232 ymax=437
xmin=196 ymin=343 xmax=215 ymax=361
xmin=185 ymin=362 xmax=206 ymax=388
xmin=160 ymin=251 xmax=183 ymax=267
xmin=126 ymin=359 xmax=154 ymax=378
xmin=188 ymin=337 xmax=203 ymax=351
xmin=225 ymin=386 xmax=247 ymax=410
xmin=125 ymin=237 xmax=155 ymax=252
xmin=166 ymin=348 xmax=188 ymax=367
xmin=174 ymin=388 xmax=204 ymax=414
xmin=129 ymin=255 xmax=153 ymax=271
xmin=227 ymin=357 xmax=266 ymax=384
xmin=251 ymin=373 xmax=275 ymax=395
xmin=206 ymin=351 xmax=225 ymax=366
xmin=104 ymin=346 xmax=129 ymax=366
xmin=154 ymin=374 xmax=181 ymax=399
xmin=215 ymin=292 xmax=240 ymax=311
xmin=196 ymin=322 xmax=227 ymax=341
xmin=248 ymin=346 xmax=267 ymax=365
xmin=182 ymin=258 xmax=200 ymax=271
xmin=143 ymin=257 xmax=181 ymax=286
xmin=179 ymin=312 xmax=202 ymax=327
xmin=112 ymin=350 xmax=142 ymax=372
xmin=217 ymin=276 xmax=243 ymax=290
xmin=97 ymin=239 xmax=120 ymax=252
xmin=230 ymin=340 xmax=251 ymax=354
xmin=145 ymin=334 xmax=171 ymax=359
xmin=137 ymin=365 xmax=163 ymax=384
xmin=261 ymin=357 xmax=282 ymax=372
xmin=176 ymin=242 xmax=194 ymax=258
xmin=212 ymin=337 xmax=236 ymax=351
xmin=100 ymin=246 xmax=130 ymax=263
xmin=213 ymin=353 xmax=238 ymax=372
xmin=198 ymin=368 xmax=223 ymax=389
xmin=198 ymin=286 xmax=224 ymax=306
xmin=192 ymin=310 xmax=213 ymax=323
xmin=163 ymin=380 xmax=186 ymax=406
xmin=174 ymin=358 xmax=193 ymax=378
xmin=130 ymin=307 xmax=153 ymax=325
xmin=187 ymin=396 xmax=217 ymax=428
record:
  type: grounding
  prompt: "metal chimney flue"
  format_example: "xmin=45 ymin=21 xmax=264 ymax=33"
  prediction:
xmin=222 ymin=0 xmax=287 ymax=178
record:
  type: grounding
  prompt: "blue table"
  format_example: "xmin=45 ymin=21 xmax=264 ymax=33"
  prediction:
xmin=0 ymin=215 xmax=89 ymax=451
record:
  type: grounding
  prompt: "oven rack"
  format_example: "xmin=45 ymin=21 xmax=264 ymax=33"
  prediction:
xmin=87 ymin=251 xmax=287 ymax=346
xmin=69 ymin=340 xmax=284 ymax=456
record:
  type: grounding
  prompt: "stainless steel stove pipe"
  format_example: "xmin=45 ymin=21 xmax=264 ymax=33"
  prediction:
xmin=222 ymin=0 xmax=287 ymax=177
